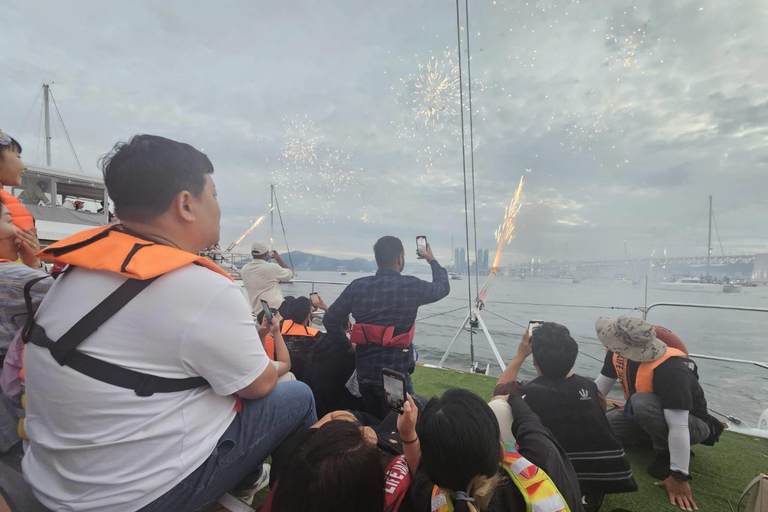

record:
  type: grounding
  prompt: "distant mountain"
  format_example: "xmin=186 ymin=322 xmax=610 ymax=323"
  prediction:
xmin=287 ymin=251 xmax=378 ymax=272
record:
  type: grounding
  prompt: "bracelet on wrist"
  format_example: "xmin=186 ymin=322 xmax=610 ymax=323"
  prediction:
xmin=402 ymin=435 xmax=419 ymax=445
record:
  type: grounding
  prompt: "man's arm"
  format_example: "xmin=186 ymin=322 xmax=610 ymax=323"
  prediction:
xmin=416 ymin=244 xmax=449 ymax=305
xmin=494 ymin=331 xmax=531 ymax=397
xmin=595 ymin=351 xmax=618 ymax=396
xmin=323 ymin=285 xmax=354 ymax=341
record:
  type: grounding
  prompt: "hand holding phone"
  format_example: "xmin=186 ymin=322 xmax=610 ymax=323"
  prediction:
xmin=528 ymin=320 xmax=544 ymax=337
xmin=382 ymin=368 xmax=407 ymax=414
xmin=261 ymin=299 xmax=273 ymax=323
xmin=416 ymin=236 xmax=427 ymax=257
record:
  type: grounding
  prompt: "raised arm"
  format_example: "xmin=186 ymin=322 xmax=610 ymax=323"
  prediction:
xmin=416 ymin=244 xmax=449 ymax=305
xmin=494 ymin=331 xmax=531 ymax=396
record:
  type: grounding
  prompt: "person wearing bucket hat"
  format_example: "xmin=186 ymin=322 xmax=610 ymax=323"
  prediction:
xmin=594 ymin=316 xmax=723 ymax=511
xmin=240 ymin=240 xmax=295 ymax=312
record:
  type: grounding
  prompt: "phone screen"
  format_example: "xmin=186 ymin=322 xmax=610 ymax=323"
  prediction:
xmin=416 ymin=236 xmax=427 ymax=256
xmin=261 ymin=300 xmax=273 ymax=322
xmin=528 ymin=320 xmax=544 ymax=336
xmin=382 ymin=369 xmax=406 ymax=413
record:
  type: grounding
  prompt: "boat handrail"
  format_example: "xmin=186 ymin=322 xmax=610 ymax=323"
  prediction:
xmin=286 ymin=279 xmax=349 ymax=293
xmin=641 ymin=302 xmax=768 ymax=370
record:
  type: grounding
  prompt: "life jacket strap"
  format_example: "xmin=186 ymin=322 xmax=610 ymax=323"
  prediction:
xmin=23 ymin=271 xmax=210 ymax=397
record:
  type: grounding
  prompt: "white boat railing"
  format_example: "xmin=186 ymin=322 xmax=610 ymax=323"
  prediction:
xmin=642 ymin=302 xmax=768 ymax=370
xmin=285 ymin=279 xmax=349 ymax=293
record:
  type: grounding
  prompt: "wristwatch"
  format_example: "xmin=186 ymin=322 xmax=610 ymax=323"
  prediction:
xmin=671 ymin=470 xmax=691 ymax=482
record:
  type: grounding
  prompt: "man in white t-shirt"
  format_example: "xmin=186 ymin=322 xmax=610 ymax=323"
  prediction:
xmin=240 ymin=241 xmax=294 ymax=311
xmin=22 ymin=135 xmax=317 ymax=512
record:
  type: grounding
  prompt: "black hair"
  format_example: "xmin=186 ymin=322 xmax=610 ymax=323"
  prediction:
xmin=278 ymin=296 xmax=296 ymax=319
xmin=417 ymin=388 xmax=501 ymax=508
xmin=373 ymin=236 xmax=404 ymax=268
xmin=0 ymin=137 xmax=22 ymax=159
xmin=99 ymin=134 xmax=213 ymax=222
xmin=530 ymin=322 xmax=578 ymax=379
xmin=289 ymin=296 xmax=312 ymax=324
xmin=272 ymin=420 xmax=385 ymax=512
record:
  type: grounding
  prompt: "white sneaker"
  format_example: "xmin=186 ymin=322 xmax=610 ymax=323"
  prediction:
xmin=234 ymin=463 xmax=271 ymax=505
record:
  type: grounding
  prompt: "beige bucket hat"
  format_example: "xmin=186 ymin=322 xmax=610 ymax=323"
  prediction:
xmin=595 ymin=315 xmax=667 ymax=362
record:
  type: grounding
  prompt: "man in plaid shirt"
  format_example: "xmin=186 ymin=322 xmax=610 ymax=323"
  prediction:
xmin=323 ymin=236 xmax=449 ymax=418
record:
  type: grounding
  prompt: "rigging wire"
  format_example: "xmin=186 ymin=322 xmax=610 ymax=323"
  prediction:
xmin=463 ymin=0 xmax=481 ymax=296
xmin=416 ymin=306 xmax=468 ymax=323
xmin=482 ymin=308 xmax=527 ymax=330
xmin=445 ymin=296 xmax=640 ymax=311
xmin=454 ymin=0 xmax=475 ymax=363
xmin=272 ymin=187 xmax=294 ymax=270
xmin=49 ymin=90 xmax=83 ymax=172
xmin=16 ymin=86 xmax=42 ymax=137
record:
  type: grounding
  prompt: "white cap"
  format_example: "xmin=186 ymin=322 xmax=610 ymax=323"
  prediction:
xmin=251 ymin=241 xmax=270 ymax=255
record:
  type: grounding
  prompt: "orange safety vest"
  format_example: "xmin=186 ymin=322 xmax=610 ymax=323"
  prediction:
xmin=263 ymin=320 xmax=320 ymax=360
xmin=613 ymin=347 xmax=688 ymax=399
xmin=431 ymin=441 xmax=571 ymax=512
xmin=37 ymin=224 xmax=233 ymax=281
xmin=0 ymin=189 xmax=34 ymax=230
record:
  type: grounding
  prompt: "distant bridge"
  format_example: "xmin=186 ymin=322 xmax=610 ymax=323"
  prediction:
xmin=505 ymin=254 xmax=756 ymax=271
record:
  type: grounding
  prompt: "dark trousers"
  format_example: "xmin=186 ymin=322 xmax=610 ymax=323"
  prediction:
xmin=607 ymin=393 xmax=711 ymax=453
xmin=359 ymin=376 xmax=414 ymax=420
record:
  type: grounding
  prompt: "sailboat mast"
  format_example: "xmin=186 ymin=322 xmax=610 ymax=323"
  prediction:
xmin=43 ymin=83 xmax=52 ymax=166
xmin=269 ymin=184 xmax=275 ymax=251
xmin=706 ymin=196 xmax=712 ymax=277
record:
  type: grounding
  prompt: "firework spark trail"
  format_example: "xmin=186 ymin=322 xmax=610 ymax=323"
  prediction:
xmin=282 ymin=115 xmax=321 ymax=164
xmin=226 ymin=215 xmax=266 ymax=252
xmin=492 ymin=176 xmax=525 ymax=270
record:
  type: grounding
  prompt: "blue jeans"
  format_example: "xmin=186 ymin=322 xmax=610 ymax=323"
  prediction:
xmin=139 ymin=381 xmax=317 ymax=512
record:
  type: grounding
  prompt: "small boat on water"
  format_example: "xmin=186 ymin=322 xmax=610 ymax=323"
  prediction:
xmin=449 ymin=269 xmax=463 ymax=280
xmin=723 ymin=283 xmax=742 ymax=293
xmin=337 ymin=266 xmax=348 ymax=275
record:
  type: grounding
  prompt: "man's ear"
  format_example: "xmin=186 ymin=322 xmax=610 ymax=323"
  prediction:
xmin=175 ymin=191 xmax=195 ymax=222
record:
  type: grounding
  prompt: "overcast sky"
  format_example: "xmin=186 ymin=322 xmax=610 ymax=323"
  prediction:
xmin=2 ymin=0 xmax=767 ymax=264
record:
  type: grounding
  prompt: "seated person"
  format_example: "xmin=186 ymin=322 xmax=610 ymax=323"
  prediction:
xmin=256 ymin=309 xmax=295 ymax=382
xmin=21 ymin=134 xmax=317 ymax=511
xmin=281 ymin=296 xmax=326 ymax=381
xmin=595 ymin=316 xmax=723 ymax=511
xmin=260 ymin=395 xmax=420 ymax=512
xmin=304 ymin=315 xmax=364 ymax=418
xmin=413 ymin=388 xmax=584 ymax=512
xmin=0 ymin=198 xmax=50 ymax=454
xmin=495 ymin=324 xmax=636 ymax=507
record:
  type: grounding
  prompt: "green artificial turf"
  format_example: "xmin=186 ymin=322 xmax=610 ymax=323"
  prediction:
xmin=413 ymin=365 xmax=768 ymax=512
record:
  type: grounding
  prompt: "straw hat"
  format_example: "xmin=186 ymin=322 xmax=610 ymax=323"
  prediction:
xmin=595 ymin=316 xmax=667 ymax=362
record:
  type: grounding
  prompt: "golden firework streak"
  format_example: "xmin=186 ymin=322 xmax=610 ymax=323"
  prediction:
xmin=477 ymin=176 xmax=525 ymax=304
xmin=225 ymin=215 xmax=266 ymax=252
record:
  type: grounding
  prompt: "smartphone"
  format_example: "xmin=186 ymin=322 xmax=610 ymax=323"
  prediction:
xmin=416 ymin=235 xmax=427 ymax=256
xmin=382 ymin=368 xmax=407 ymax=414
xmin=528 ymin=320 xmax=544 ymax=337
xmin=261 ymin=299 xmax=273 ymax=323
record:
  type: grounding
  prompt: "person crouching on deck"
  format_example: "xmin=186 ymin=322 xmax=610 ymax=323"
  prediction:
xmin=595 ymin=316 xmax=723 ymax=511
xmin=21 ymin=134 xmax=317 ymax=512
xmin=323 ymin=236 xmax=449 ymax=419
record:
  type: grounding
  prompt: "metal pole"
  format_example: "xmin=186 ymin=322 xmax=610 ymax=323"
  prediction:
xmin=706 ymin=195 xmax=712 ymax=277
xmin=438 ymin=312 xmax=471 ymax=368
xmin=475 ymin=312 xmax=506 ymax=370
xmin=43 ymin=84 xmax=51 ymax=166
xmin=269 ymin=184 xmax=275 ymax=251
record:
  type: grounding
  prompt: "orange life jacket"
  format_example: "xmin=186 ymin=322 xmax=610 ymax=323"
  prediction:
xmin=263 ymin=320 xmax=320 ymax=360
xmin=37 ymin=224 xmax=232 ymax=281
xmin=613 ymin=347 xmax=688 ymax=399
xmin=350 ymin=324 xmax=415 ymax=349
xmin=0 ymin=189 xmax=34 ymax=230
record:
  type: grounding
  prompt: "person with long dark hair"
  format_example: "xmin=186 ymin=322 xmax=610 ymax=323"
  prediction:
xmin=413 ymin=388 xmax=584 ymax=512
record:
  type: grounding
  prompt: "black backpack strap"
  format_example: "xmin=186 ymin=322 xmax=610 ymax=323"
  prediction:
xmin=25 ymin=276 xmax=209 ymax=397
xmin=48 ymin=277 xmax=158 ymax=365
xmin=21 ymin=275 xmax=54 ymax=342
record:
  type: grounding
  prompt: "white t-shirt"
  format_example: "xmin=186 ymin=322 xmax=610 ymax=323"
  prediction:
xmin=240 ymin=259 xmax=294 ymax=311
xmin=22 ymin=265 xmax=270 ymax=512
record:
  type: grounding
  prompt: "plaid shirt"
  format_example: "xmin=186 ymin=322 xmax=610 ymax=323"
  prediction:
xmin=323 ymin=260 xmax=449 ymax=384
